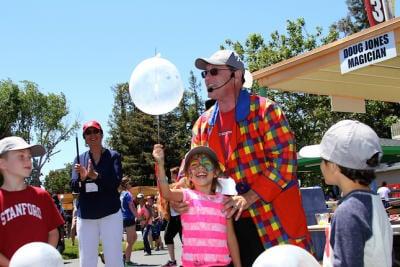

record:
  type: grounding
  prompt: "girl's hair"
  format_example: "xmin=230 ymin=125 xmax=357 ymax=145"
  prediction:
xmin=185 ymin=153 xmax=221 ymax=193
xmin=120 ymin=176 xmax=131 ymax=190
xmin=323 ymin=152 xmax=380 ymax=186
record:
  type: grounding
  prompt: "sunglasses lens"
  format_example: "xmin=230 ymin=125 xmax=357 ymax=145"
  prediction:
xmin=201 ymin=68 xmax=220 ymax=79
xmin=85 ymin=129 xmax=100 ymax=135
xmin=209 ymin=68 xmax=218 ymax=76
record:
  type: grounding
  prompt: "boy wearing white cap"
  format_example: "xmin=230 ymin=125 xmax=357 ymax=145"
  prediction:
xmin=0 ymin=136 xmax=64 ymax=266
xmin=299 ymin=120 xmax=392 ymax=267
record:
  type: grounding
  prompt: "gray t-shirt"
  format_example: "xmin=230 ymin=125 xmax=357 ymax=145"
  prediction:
xmin=323 ymin=190 xmax=393 ymax=267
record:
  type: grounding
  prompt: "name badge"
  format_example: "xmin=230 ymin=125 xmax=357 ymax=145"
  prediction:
xmin=85 ymin=182 xmax=98 ymax=193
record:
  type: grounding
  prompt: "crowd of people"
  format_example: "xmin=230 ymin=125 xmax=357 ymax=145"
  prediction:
xmin=0 ymin=49 xmax=395 ymax=267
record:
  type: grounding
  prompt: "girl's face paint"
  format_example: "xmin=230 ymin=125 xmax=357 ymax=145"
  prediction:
xmin=188 ymin=154 xmax=215 ymax=172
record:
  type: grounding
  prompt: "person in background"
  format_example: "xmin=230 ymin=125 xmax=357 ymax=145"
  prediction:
xmin=300 ymin=120 xmax=393 ymax=267
xmin=153 ymin=144 xmax=242 ymax=267
xmin=151 ymin=204 xmax=164 ymax=251
xmin=69 ymin=193 xmax=79 ymax=246
xmin=0 ymin=136 xmax=64 ymax=267
xmin=145 ymin=195 xmax=156 ymax=249
xmin=184 ymin=49 xmax=312 ymax=266
xmin=119 ymin=177 xmax=138 ymax=266
xmin=159 ymin=166 xmax=183 ymax=267
xmin=52 ymin=194 xmax=66 ymax=254
xmin=71 ymin=120 xmax=123 ymax=267
xmin=137 ymin=193 xmax=152 ymax=256
xmin=377 ymin=181 xmax=391 ymax=208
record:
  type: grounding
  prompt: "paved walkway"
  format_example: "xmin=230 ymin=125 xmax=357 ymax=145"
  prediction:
xmin=63 ymin=231 xmax=182 ymax=267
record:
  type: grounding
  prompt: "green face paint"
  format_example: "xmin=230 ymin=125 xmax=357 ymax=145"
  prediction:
xmin=189 ymin=154 xmax=215 ymax=172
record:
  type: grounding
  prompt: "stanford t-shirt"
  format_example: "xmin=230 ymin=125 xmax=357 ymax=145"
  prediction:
xmin=0 ymin=186 xmax=64 ymax=260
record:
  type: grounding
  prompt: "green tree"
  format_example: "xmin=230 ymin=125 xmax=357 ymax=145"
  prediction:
xmin=43 ymin=163 xmax=73 ymax=194
xmin=0 ymin=79 xmax=79 ymax=187
xmin=334 ymin=0 xmax=369 ymax=37
xmin=108 ymin=83 xmax=159 ymax=185
xmin=0 ymin=80 xmax=20 ymax=138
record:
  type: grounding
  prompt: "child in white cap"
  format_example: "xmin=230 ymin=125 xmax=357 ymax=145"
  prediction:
xmin=0 ymin=136 xmax=64 ymax=266
xmin=299 ymin=120 xmax=392 ymax=267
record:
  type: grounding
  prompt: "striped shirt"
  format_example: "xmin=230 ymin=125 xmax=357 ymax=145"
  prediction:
xmin=181 ymin=189 xmax=230 ymax=267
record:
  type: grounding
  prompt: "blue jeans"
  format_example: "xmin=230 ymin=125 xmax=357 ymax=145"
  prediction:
xmin=142 ymin=224 xmax=152 ymax=254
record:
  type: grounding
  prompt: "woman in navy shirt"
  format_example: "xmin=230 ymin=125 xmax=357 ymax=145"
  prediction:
xmin=71 ymin=120 xmax=123 ymax=267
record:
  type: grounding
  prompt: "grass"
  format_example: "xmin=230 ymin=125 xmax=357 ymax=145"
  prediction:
xmin=62 ymin=238 xmax=145 ymax=259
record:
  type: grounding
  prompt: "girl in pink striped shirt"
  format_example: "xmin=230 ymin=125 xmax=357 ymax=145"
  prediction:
xmin=153 ymin=144 xmax=241 ymax=267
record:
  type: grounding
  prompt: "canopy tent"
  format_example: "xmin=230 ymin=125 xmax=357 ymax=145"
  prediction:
xmin=130 ymin=186 xmax=158 ymax=198
xmin=298 ymin=139 xmax=400 ymax=172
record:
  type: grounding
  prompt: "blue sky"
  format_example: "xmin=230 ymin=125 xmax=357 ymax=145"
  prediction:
xmin=1 ymin=1 xmax=397 ymax=178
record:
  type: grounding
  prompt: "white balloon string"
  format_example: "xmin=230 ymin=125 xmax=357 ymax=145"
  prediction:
xmin=157 ymin=115 xmax=160 ymax=143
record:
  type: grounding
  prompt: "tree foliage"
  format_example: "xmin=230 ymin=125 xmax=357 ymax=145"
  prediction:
xmin=334 ymin=0 xmax=369 ymax=37
xmin=0 ymin=79 xmax=79 ymax=186
xmin=43 ymin=163 xmax=73 ymax=194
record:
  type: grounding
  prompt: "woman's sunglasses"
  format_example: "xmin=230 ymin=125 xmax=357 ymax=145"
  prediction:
xmin=201 ymin=68 xmax=232 ymax=78
xmin=84 ymin=129 xmax=100 ymax=135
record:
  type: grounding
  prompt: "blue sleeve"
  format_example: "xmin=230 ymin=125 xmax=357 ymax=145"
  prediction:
xmin=330 ymin=195 xmax=373 ymax=267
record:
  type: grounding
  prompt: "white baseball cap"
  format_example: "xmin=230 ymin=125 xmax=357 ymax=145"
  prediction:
xmin=195 ymin=50 xmax=245 ymax=71
xmin=299 ymin=120 xmax=382 ymax=170
xmin=0 ymin=136 xmax=46 ymax=157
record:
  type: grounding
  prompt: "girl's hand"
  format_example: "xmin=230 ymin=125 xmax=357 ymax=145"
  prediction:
xmin=152 ymin=144 xmax=165 ymax=164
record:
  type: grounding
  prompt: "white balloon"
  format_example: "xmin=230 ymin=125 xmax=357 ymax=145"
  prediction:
xmin=129 ymin=54 xmax=184 ymax=115
xmin=243 ymin=69 xmax=253 ymax=88
xmin=10 ymin=242 xmax=64 ymax=267
xmin=252 ymin=244 xmax=320 ymax=267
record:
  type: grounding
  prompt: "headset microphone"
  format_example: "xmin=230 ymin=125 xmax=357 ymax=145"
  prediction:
xmin=207 ymin=72 xmax=235 ymax=93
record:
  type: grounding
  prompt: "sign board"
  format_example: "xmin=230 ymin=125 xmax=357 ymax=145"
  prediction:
xmin=364 ymin=0 xmax=395 ymax=26
xmin=339 ymin=31 xmax=397 ymax=74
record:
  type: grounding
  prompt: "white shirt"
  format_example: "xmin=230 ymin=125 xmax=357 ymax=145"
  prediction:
xmin=377 ymin=186 xmax=391 ymax=201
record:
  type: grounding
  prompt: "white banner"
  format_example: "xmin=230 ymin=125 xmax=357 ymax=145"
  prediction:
xmin=340 ymin=31 xmax=397 ymax=74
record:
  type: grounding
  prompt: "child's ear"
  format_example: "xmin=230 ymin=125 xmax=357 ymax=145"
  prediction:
xmin=330 ymin=162 xmax=341 ymax=173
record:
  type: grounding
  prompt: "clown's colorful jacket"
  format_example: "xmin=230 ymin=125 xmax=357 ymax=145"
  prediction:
xmin=191 ymin=89 xmax=312 ymax=251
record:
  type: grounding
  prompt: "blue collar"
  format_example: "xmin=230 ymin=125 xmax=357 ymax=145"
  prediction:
xmin=208 ymin=89 xmax=251 ymax=125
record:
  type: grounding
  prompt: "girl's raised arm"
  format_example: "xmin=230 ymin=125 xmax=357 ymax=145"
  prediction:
xmin=153 ymin=144 xmax=183 ymax=202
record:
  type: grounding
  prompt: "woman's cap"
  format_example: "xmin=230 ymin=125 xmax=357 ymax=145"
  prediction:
xmin=82 ymin=120 xmax=102 ymax=133
xmin=183 ymin=146 xmax=219 ymax=172
xmin=299 ymin=120 xmax=382 ymax=170
xmin=0 ymin=136 xmax=46 ymax=157
xmin=137 ymin=193 xmax=144 ymax=199
xmin=195 ymin=50 xmax=245 ymax=71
